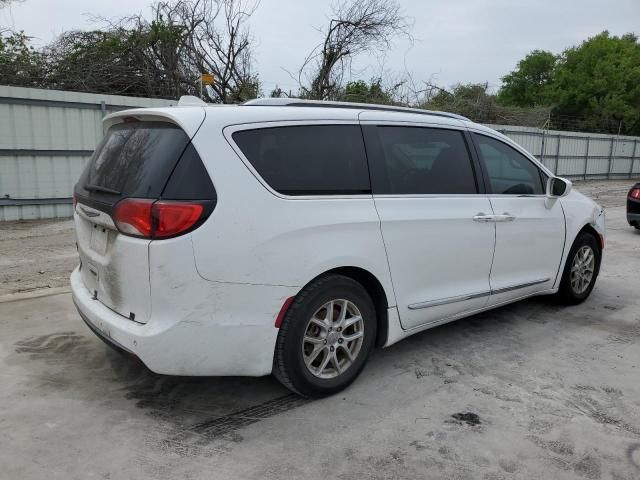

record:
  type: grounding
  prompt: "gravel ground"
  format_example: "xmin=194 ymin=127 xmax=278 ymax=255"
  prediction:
xmin=0 ymin=218 xmax=76 ymax=296
xmin=0 ymin=179 xmax=636 ymax=297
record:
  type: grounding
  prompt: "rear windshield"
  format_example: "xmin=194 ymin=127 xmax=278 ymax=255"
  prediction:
xmin=77 ymin=121 xmax=190 ymax=199
xmin=232 ymin=125 xmax=370 ymax=195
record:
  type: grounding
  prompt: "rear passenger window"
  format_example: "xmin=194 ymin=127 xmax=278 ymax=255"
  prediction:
xmin=232 ymin=125 xmax=370 ymax=195
xmin=365 ymin=126 xmax=478 ymax=195
xmin=473 ymin=134 xmax=544 ymax=195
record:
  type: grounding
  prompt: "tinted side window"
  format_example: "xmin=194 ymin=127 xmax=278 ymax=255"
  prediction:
xmin=232 ymin=125 xmax=370 ymax=195
xmin=366 ymin=126 xmax=478 ymax=194
xmin=473 ymin=134 xmax=544 ymax=195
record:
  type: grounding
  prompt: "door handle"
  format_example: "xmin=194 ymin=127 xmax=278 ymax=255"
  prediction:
xmin=473 ymin=212 xmax=516 ymax=222
xmin=492 ymin=213 xmax=516 ymax=222
xmin=473 ymin=213 xmax=494 ymax=222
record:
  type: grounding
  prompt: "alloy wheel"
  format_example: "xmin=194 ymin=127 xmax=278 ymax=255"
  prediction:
xmin=570 ymin=245 xmax=595 ymax=294
xmin=301 ymin=299 xmax=364 ymax=379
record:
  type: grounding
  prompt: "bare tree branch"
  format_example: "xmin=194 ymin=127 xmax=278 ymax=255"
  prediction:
xmin=297 ymin=0 xmax=410 ymax=100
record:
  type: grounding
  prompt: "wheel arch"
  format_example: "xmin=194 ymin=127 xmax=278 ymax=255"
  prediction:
xmin=554 ymin=221 xmax=603 ymax=289
xmin=578 ymin=223 xmax=604 ymax=251
xmin=302 ymin=266 xmax=391 ymax=348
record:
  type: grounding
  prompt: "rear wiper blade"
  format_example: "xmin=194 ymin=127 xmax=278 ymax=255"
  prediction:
xmin=84 ymin=184 xmax=121 ymax=195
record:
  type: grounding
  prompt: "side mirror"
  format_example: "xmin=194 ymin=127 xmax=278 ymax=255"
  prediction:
xmin=546 ymin=176 xmax=572 ymax=198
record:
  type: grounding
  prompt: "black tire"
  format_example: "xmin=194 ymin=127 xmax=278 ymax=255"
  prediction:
xmin=273 ymin=274 xmax=377 ymax=398
xmin=557 ymin=231 xmax=601 ymax=304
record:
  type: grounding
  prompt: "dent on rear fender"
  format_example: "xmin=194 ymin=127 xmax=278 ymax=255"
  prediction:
xmin=147 ymin=235 xmax=298 ymax=330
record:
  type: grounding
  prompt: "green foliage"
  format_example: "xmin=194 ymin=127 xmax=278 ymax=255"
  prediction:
xmin=45 ymin=30 xmax=143 ymax=95
xmin=548 ymin=32 xmax=640 ymax=135
xmin=228 ymin=76 xmax=261 ymax=102
xmin=340 ymin=78 xmax=394 ymax=104
xmin=497 ymin=50 xmax=557 ymax=107
xmin=425 ymin=82 xmax=550 ymax=126
xmin=0 ymin=31 xmax=45 ymax=87
xmin=427 ymin=82 xmax=497 ymax=121
xmin=270 ymin=86 xmax=288 ymax=98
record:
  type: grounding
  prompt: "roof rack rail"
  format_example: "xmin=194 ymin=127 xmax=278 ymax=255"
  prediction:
xmin=242 ymin=98 xmax=470 ymax=121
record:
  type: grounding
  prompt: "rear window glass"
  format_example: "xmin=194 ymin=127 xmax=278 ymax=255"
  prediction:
xmin=78 ymin=122 xmax=190 ymax=199
xmin=232 ymin=125 xmax=370 ymax=195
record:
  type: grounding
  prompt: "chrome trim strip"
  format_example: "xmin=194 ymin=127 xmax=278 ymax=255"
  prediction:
xmin=490 ymin=278 xmax=550 ymax=295
xmin=407 ymin=278 xmax=551 ymax=311
xmin=408 ymin=291 xmax=490 ymax=310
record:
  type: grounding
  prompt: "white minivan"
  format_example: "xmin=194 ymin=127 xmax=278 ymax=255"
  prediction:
xmin=71 ymin=98 xmax=606 ymax=397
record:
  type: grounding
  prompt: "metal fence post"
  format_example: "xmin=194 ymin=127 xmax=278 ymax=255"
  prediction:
xmin=554 ymin=135 xmax=561 ymax=175
xmin=630 ymin=139 xmax=638 ymax=178
xmin=583 ymin=137 xmax=590 ymax=180
xmin=607 ymin=136 xmax=615 ymax=179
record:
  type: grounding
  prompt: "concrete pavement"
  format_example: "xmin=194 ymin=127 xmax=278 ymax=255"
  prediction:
xmin=1 ymin=206 xmax=639 ymax=479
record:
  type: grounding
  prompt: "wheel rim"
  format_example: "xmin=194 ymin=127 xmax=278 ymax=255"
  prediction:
xmin=302 ymin=299 xmax=364 ymax=379
xmin=570 ymin=245 xmax=595 ymax=294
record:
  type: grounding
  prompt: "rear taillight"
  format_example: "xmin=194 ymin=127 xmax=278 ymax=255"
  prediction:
xmin=630 ymin=187 xmax=640 ymax=200
xmin=153 ymin=201 xmax=204 ymax=239
xmin=113 ymin=198 xmax=206 ymax=239
xmin=113 ymin=199 xmax=155 ymax=237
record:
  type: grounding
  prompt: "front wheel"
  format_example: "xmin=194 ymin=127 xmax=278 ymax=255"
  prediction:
xmin=272 ymin=274 xmax=377 ymax=398
xmin=557 ymin=232 xmax=601 ymax=304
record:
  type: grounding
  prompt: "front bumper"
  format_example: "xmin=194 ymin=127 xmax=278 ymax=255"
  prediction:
xmin=71 ymin=267 xmax=293 ymax=376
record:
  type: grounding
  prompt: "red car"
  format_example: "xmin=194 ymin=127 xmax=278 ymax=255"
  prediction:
xmin=628 ymin=183 xmax=640 ymax=230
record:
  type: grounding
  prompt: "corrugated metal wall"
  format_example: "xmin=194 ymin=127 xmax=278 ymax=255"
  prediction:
xmin=1 ymin=87 xmax=639 ymax=221
xmin=488 ymin=125 xmax=640 ymax=179
xmin=0 ymin=86 xmax=176 ymax=221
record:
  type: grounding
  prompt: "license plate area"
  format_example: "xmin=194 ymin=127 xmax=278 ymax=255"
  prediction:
xmin=90 ymin=225 xmax=109 ymax=255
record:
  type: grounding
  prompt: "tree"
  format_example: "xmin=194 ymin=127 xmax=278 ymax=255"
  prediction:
xmin=10 ymin=0 xmax=261 ymax=102
xmin=548 ymin=32 xmax=640 ymax=135
xmin=163 ymin=0 xmax=260 ymax=103
xmin=421 ymin=82 xmax=550 ymax=126
xmin=45 ymin=29 xmax=154 ymax=96
xmin=296 ymin=0 xmax=409 ymax=100
xmin=497 ymin=50 xmax=557 ymax=107
xmin=339 ymin=78 xmax=394 ymax=104
xmin=0 ymin=31 xmax=44 ymax=87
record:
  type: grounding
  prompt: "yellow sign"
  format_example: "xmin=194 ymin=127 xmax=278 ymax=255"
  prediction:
xmin=201 ymin=73 xmax=215 ymax=86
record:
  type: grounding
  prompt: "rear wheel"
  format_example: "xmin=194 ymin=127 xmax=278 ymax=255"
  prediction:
xmin=273 ymin=274 xmax=376 ymax=398
xmin=557 ymin=232 xmax=601 ymax=304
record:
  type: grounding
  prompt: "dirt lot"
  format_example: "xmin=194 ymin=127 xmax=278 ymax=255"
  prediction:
xmin=0 ymin=179 xmax=639 ymax=479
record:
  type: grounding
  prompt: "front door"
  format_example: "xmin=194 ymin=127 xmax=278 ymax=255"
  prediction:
xmin=361 ymin=121 xmax=496 ymax=330
xmin=470 ymin=132 xmax=565 ymax=306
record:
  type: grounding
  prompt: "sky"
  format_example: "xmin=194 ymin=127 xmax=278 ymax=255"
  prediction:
xmin=2 ymin=0 xmax=639 ymax=94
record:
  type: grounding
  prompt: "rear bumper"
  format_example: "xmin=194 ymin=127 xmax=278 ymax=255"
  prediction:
xmin=627 ymin=194 xmax=640 ymax=225
xmin=71 ymin=267 xmax=296 ymax=376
